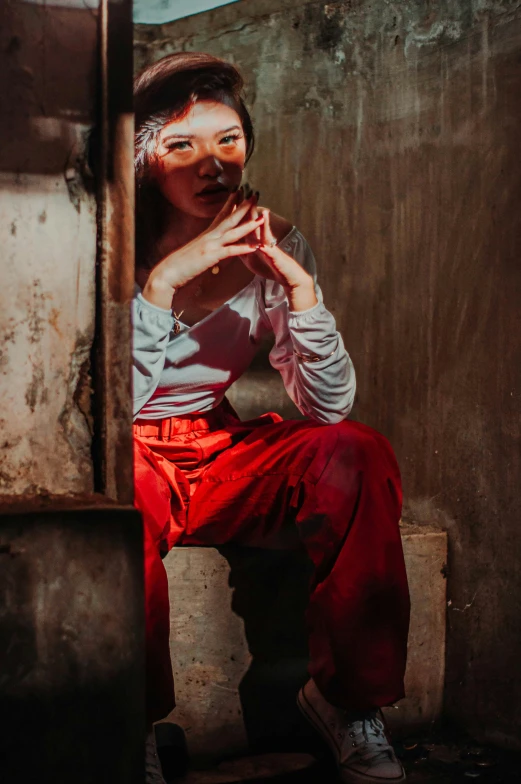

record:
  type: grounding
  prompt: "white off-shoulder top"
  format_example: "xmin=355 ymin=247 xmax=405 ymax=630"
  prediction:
xmin=132 ymin=227 xmax=356 ymax=424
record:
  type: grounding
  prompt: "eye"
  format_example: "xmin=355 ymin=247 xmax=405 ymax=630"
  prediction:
xmin=164 ymin=140 xmax=192 ymax=151
xmin=219 ymin=134 xmax=241 ymax=146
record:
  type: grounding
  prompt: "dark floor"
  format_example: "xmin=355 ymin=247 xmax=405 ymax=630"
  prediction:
xmin=158 ymin=725 xmax=521 ymax=783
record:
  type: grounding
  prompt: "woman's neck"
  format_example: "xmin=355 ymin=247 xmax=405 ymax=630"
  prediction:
xmin=156 ymin=206 xmax=212 ymax=260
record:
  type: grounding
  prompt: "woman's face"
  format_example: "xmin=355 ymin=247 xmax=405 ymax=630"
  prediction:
xmin=152 ymin=99 xmax=247 ymax=220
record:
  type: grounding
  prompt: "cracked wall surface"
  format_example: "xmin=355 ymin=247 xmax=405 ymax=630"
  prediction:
xmin=135 ymin=0 xmax=521 ymax=747
xmin=0 ymin=2 xmax=99 ymax=495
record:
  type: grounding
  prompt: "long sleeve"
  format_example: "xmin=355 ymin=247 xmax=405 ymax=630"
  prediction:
xmin=258 ymin=231 xmax=356 ymax=424
xmin=132 ymin=291 xmax=175 ymax=418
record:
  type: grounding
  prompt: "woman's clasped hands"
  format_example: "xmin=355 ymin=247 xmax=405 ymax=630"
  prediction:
xmin=143 ymin=186 xmax=318 ymax=313
xmin=243 ymin=196 xmax=318 ymax=312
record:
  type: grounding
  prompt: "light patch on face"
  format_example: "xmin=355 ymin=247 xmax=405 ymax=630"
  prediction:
xmin=153 ymin=100 xmax=247 ymax=221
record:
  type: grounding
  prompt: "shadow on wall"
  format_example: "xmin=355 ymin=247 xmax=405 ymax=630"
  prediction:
xmin=0 ymin=2 xmax=98 ymax=176
xmin=228 ymin=335 xmax=304 ymax=422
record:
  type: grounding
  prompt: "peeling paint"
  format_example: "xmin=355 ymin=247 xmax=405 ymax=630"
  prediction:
xmin=59 ymin=331 xmax=94 ymax=443
xmin=27 ymin=279 xmax=49 ymax=345
xmin=25 ymin=362 xmax=45 ymax=413
xmin=0 ymin=0 xmax=98 ymax=495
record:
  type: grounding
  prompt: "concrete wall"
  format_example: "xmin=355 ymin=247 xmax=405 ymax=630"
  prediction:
xmin=0 ymin=1 xmax=99 ymax=496
xmin=0 ymin=6 xmax=144 ymax=781
xmin=135 ymin=0 xmax=521 ymax=747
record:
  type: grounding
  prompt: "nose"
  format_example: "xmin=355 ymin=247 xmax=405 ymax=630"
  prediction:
xmin=198 ymin=155 xmax=224 ymax=179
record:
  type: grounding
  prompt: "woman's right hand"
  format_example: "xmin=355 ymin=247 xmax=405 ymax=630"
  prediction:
xmin=142 ymin=191 xmax=263 ymax=309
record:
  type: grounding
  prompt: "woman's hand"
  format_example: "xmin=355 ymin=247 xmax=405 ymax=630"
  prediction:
xmin=142 ymin=190 xmax=264 ymax=309
xmin=241 ymin=209 xmax=319 ymax=312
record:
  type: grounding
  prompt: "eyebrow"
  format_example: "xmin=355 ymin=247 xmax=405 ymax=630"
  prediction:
xmin=162 ymin=125 xmax=242 ymax=142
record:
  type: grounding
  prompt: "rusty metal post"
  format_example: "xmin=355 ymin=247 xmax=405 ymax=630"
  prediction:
xmin=94 ymin=0 xmax=135 ymax=503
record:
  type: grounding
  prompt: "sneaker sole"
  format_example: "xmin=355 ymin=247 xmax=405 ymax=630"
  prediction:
xmin=296 ymin=688 xmax=406 ymax=784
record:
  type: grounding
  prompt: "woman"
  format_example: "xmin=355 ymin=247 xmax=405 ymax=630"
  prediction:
xmin=133 ymin=52 xmax=410 ymax=784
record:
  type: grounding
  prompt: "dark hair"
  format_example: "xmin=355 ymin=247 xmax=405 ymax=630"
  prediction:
xmin=134 ymin=52 xmax=254 ymax=268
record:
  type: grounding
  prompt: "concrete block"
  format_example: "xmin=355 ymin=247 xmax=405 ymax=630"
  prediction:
xmin=0 ymin=502 xmax=145 ymax=784
xmin=164 ymin=524 xmax=447 ymax=758
xmin=383 ymin=524 xmax=448 ymax=734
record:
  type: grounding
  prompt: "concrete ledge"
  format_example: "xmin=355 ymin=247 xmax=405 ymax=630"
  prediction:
xmin=164 ymin=523 xmax=447 ymax=758
xmin=0 ymin=507 xmax=144 ymax=783
xmin=384 ymin=523 xmax=447 ymax=734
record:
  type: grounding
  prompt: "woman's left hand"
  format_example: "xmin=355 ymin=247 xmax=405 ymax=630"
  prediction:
xmin=240 ymin=209 xmax=319 ymax=312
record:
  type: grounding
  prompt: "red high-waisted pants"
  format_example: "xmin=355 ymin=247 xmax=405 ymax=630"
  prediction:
xmin=133 ymin=399 xmax=410 ymax=725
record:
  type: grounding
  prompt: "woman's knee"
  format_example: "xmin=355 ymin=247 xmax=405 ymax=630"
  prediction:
xmin=315 ymin=421 xmax=402 ymax=519
xmin=319 ymin=419 xmax=394 ymax=468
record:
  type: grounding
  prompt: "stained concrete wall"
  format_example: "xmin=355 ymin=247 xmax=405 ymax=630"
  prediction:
xmin=1 ymin=6 xmax=144 ymax=780
xmin=0 ymin=1 xmax=99 ymax=496
xmin=135 ymin=0 xmax=521 ymax=747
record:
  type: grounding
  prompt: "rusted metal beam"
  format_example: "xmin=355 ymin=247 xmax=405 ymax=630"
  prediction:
xmin=93 ymin=0 xmax=135 ymax=503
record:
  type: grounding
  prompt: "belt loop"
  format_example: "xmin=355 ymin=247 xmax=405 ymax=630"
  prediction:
xmin=165 ymin=416 xmax=175 ymax=439
xmin=159 ymin=418 xmax=167 ymax=441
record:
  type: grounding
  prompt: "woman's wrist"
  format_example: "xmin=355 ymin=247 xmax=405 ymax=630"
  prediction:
xmin=285 ymin=281 xmax=318 ymax=312
xmin=142 ymin=274 xmax=176 ymax=310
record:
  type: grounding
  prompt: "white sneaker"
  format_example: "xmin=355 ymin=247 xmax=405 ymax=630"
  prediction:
xmin=297 ymin=679 xmax=406 ymax=783
xmin=145 ymin=730 xmax=167 ymax=784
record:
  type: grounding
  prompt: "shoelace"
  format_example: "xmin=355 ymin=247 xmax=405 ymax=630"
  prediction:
xmin=145 ymin=733 xmax=166 ymax=784
xmin=344 ymin=716 xmax=394 ymax=763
